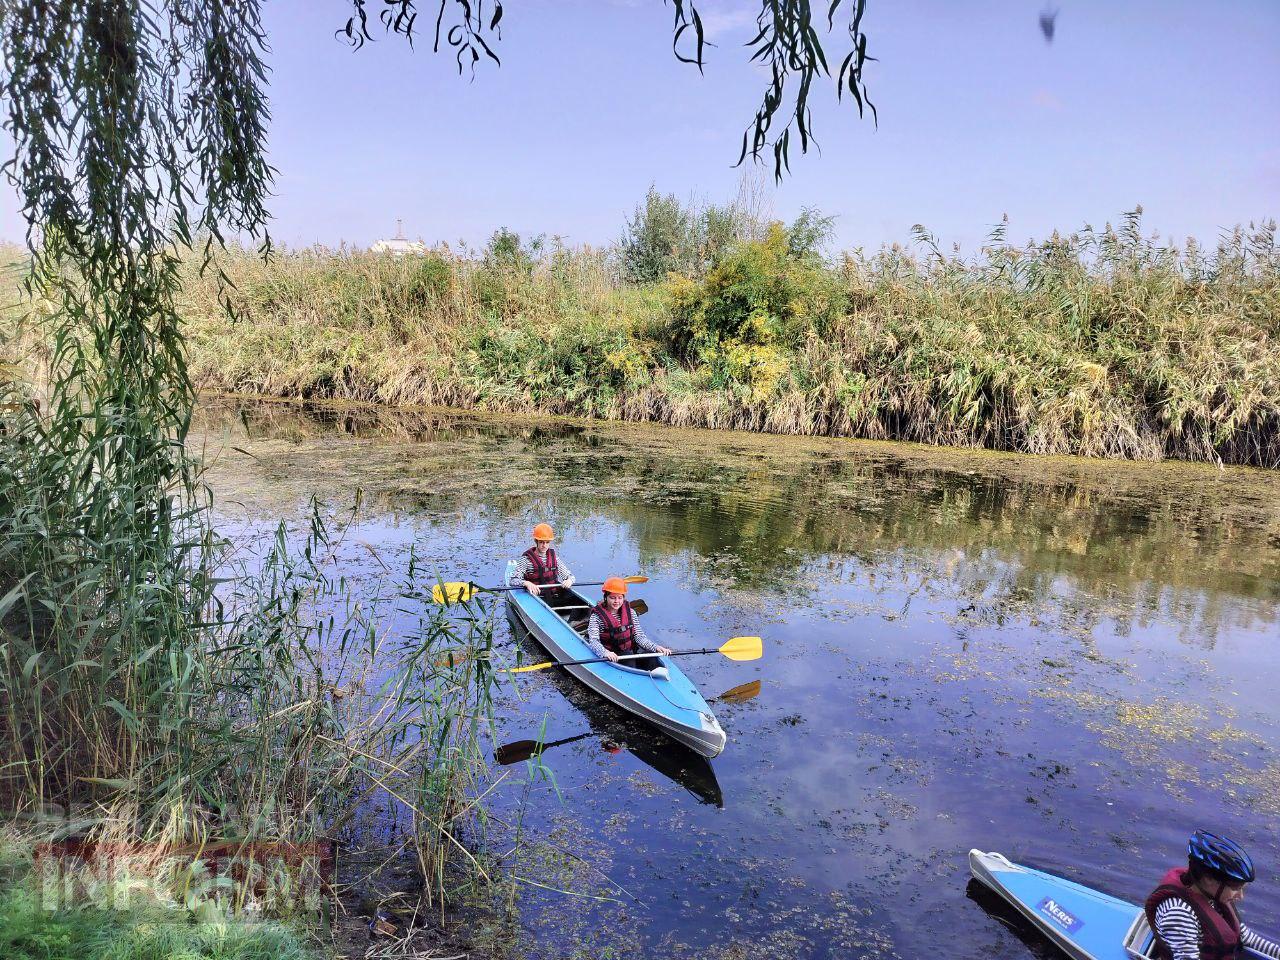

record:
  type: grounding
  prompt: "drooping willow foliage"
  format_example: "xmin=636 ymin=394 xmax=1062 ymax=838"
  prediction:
xmin=342 ymin=0 xmax=876 ymax=177
xmin=1 ymin=0 xmax=272 ymax=567
xmin=0 ymin=0 xmax=275 ymax=817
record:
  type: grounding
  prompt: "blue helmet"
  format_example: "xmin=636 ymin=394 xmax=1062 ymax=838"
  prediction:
xmin=1188 ymin=831 xmax=1255 ymax=883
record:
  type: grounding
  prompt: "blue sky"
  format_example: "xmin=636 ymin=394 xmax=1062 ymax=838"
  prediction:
xmin=3 ymin=0 xmax=1278 ymax=253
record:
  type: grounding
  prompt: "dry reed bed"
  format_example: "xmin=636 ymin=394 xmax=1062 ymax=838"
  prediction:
xmin=173 ymin=219 xmax=1280 ymax=468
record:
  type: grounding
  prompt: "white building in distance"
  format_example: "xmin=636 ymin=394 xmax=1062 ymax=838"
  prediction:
xmin=371 ymin=220 xmax=426 ymax=256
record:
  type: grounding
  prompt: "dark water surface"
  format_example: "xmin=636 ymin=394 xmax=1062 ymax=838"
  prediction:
xmin=198 ymin=399 xmax=1280 ymax=959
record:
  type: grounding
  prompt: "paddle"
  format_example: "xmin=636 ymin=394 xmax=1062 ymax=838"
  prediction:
xmin=506 ymin=635 xmax=763 ymax=674
xmin=493 ymin=681 xmax=760 ymax=765
xmin=494 ymin=732 xmax=595 ymax=766
xmin=431 ymin=575 xmax=649 ymax=604
xmin=429 ymin=593 xmax=653 ymax=670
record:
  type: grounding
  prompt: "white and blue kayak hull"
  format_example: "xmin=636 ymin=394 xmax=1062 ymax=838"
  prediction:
xmin=506 ymin=584 xmax=727 ymax=758
xmin=969 ymin=850 xmax=1268 ymax=960
xmin=970 ymin=849 xmax=1147 ymax=960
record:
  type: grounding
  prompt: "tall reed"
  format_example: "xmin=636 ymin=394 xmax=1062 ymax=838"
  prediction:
xmin=1 ymin=1 xmax=502 ymax=928
xmin=2 ymin=244 xmax=501 ymax=914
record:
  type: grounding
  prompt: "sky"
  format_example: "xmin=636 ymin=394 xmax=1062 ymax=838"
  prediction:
xmin=2 ymin=0 xmax=1278 ymax=254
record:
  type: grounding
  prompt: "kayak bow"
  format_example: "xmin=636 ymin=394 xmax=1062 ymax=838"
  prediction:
xmin=969 ymin=850 xmax=1271 ymax=960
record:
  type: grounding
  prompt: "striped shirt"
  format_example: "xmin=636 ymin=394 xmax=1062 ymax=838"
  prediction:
xmin=507 ymin=552 xmax=574 ymax=586
xmin=586 ymin=608 xmax=660 ymax=660
xmin=1154 ymin=898 xmax=1280 ymax=960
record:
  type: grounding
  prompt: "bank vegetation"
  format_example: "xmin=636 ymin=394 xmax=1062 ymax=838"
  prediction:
xmin=142 ymin=200 xmax=1280 ymax=469
xmin=7 ymin=204 xmax=1278 ymax=469
xmin=1 ymin=246 xmax=502 ymax=955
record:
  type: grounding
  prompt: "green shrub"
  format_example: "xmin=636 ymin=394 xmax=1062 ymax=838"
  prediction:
xmin=665 ymin=219 xmax=846 ymax=396
xmin=475 ymin=228 xmax=544 ymax=317
xmin=618 ymin=187 xmax=747 ymax=283
xmin=405 ymin=254 xmax=454 ymax=306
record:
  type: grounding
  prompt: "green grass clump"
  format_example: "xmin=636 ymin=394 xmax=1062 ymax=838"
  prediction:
xmin=0 ymin=883 xmax=316 ymax=960
xmin=0 ymin=833 xmax=318 ymax=960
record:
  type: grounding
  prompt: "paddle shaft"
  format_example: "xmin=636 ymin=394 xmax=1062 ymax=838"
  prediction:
xmin=515 ymin=646 xmax=721 ymax=672
xmin=472 ymin=579 xmax=628 ymax=593
xmin=432 ymin=575 xmax=647 ymax=604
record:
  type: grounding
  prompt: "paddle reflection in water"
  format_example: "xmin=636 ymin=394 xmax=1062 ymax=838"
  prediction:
xmin=504 ymin=614 xmax=725 ymax=807
xmin=709 ymin=678 xmax=762 ymax=705
xmin=496 ymin=681 xmax=760 ymax=766
xmin=495 ymin=731 xmax=598 ymax=766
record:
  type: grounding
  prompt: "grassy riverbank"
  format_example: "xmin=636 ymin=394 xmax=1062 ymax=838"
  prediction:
xmin=161 ymin=207 xmax=1280 ymax=468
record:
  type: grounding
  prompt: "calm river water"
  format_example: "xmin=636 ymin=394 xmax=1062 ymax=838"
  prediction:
xmin=199 ymin=399 xmax=1280 ymax=960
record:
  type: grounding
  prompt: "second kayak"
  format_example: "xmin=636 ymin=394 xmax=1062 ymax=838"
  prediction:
xmin=968 ymin=850 xmax=1270 ymax=960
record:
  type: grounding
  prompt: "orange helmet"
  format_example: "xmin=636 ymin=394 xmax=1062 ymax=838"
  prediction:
xmin=531 ymin=523 xmax=554 ymax=541
xmin=602 ymin=576 xmax=628 ymax=596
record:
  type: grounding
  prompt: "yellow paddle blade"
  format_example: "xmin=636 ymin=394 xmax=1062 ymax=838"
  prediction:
xmin=432 ymin=582 xmax=477 ymax=604
xmin=719 ymin=636 xmax=763 ymax=662
xmin=508 ymin=659 xmax=556 ymax=674
xmin=622 ymin=575 xmax=649 ymax=584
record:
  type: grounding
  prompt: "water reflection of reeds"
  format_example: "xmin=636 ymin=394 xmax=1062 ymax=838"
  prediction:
xmin=195 ymin=399 xmax=1280 ymax=649
xmin=190 ymin=398 xmax=1280 ymax=960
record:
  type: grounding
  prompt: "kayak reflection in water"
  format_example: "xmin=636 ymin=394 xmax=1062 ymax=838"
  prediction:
xmin=1145 ymin=831 xmax=1280 ymax=960
xmin=587 ymin=577 xmax=671 ymax=672
xmin=509 ymin=522 xmax=575 ymax=600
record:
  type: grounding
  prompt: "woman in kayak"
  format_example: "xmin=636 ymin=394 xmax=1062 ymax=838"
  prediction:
xmin=1145 ymin=830 xmax=1280 ymax=960
xmin=586 ymin=577 xmax=672 ymax=670
xmin=509 ymin=523 xmax=575 ymax=598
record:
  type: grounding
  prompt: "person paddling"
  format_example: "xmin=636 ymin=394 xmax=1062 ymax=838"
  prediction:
xmin=509 ymin=523 xmax=575 ymax=599
xmin=1145 ymin=831 xmax=1280 ymax=960
xmin=586 ymin=577 xmax=671 ymax=671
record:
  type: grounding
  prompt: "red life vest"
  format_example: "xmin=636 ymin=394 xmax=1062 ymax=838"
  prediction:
xmin=522 ymin=547 xmax=559 ymax=585
xmin=592 ymin=601 xmax=637 ymax=655
xmin=1145 ymin=867 xmax=1242 ymax=960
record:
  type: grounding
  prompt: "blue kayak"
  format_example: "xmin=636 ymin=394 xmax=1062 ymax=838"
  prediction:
xmin=969 ymin=850 xmax=1269 ymax=960
xmin=505 ymin=579 xmax=727 ymax=758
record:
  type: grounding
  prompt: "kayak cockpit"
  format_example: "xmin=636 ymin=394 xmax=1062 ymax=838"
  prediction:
xmin=540 ymin=588 xmax=666 ymax=675
xmin=1123 ymin=914 xmax=1157 ymax=959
